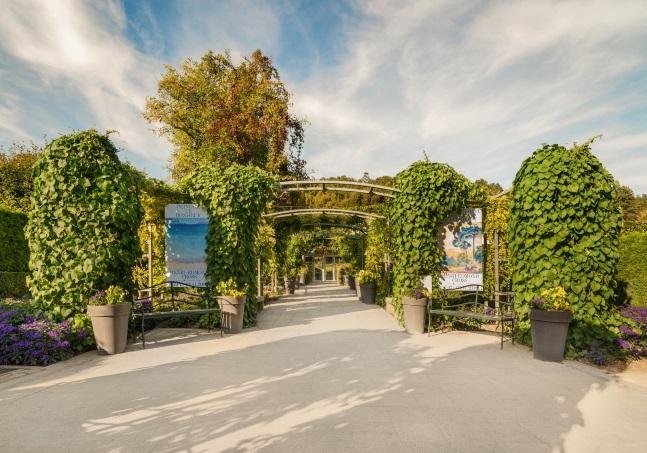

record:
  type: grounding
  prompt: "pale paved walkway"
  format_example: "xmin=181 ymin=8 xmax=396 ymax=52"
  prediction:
xmin=1 ymin=283 xmax=647 ymax=452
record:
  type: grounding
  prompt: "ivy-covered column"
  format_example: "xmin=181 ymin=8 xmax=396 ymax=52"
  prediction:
xmin=390 ymin=161 xmax=472 ymax=322
xmin=509 ymin=141 xmax=623 ymax=353
xmin=26 ymin=131 xmax=143 ymax=322
xmin=183 ymin=163 xmax=275 ymax=326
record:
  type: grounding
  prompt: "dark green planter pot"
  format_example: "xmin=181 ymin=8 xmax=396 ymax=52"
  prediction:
xmin=403 ymin=296 xmax=427 ymax=334
xmin=360 ymin=282 xmax=377 ymax=304
xmin=87 ymin=302 xmax=131 ymax=355
xmin=530 ymin=309 xmax=572 ymax=362
xmin=348 ymin=276 xmax=356 ymax=291
xmin=284 ymin=279 xmax=296 ymax=294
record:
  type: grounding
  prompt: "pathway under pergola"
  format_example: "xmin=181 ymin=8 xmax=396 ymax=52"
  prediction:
xmin=1 ymin=283 xmax=646 ymax=452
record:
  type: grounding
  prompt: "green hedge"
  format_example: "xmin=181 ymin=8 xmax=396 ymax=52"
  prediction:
xmin=0 ymin=206 xmax=29 ymax=297
xmin=618 ymin=232 xmax=647 ymax=307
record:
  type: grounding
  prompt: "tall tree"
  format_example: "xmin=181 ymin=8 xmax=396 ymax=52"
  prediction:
xmin=144 ymin=49 xmax=306 ymax=181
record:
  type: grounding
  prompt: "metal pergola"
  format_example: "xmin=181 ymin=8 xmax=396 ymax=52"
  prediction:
xmin=277 ymin=180 xmax=399 ymax=199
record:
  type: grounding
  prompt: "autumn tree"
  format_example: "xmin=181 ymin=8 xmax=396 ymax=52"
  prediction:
xmin=145 ymin=49 xmax=306 ymax=181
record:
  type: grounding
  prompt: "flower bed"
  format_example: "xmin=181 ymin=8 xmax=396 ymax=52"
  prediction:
xmin=0 ymin=303 xmax=87 ymax=366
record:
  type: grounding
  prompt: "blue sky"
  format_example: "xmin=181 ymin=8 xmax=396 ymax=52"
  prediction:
xmin=1 ymin=0 xmax=646 ymax=192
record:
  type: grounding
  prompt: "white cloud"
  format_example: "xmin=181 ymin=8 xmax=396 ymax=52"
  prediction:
xmin=293 ymin=0 xmax=647 ymax=191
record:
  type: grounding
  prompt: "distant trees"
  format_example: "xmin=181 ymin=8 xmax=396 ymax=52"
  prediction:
xmin=0 ymin=142 xmax=40 ymax=212
xmin=144 ymin=49 xmax=306 ymax=181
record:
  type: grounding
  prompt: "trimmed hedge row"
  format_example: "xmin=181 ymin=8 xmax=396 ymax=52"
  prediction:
xmin=618 ymin=232 xmax=647 ymax=307
xmin=0 ymin=206 xmax=29 ymax=297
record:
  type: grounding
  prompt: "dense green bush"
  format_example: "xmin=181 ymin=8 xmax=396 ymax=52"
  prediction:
xmin=509 ymin=141 xmax=623 ymax=353
xmin=390 ymin=161 xmax=472 ymax=322
xmin=618 ymin=232 xmax=647 ymax=307
xmin=26 ymin=131 xmax=143 ymax=321
xmin=0 ymin=207 xmax=29 ymax=297
xmin=182 ymin=163 xmax=275 ymax=326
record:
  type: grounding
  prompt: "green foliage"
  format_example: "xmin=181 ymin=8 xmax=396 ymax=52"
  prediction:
xmin=483 ymin=196 xmax=512 ymax=296
xmin=283 ymin=232 xmax=314 ymax=278
xmin=0 ymin=142 xmax=40 ymax=212
xmin=0 ymin=207 xmax=29 ymax=297
xmin=145 ymin=49 xmax=306 ymax=180
xmin=88 ymin=286 xmax=128 ymax=305
xmin=618 ymin=232 xmax=647 ymax=306
xmin=26 ymin=131 xmax=143 ymax=321
xmin=182 ymin=163 xmax=275 ymax=326
xmin=357 ymin=269 xmax=380 ymax=284
xmin=132 ymin=176 xmax=187 ymax=288
xmin=215 ymin=278 xmax=247 ymax=297
xmin=534 ymin=286 xmax=570 ymax=311
xmin=390 ymin=161 xmax=472 ymax=322
xmin=509 ymin=141 xmax=623 ymax=353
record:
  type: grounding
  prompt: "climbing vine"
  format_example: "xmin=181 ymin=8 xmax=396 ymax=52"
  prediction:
xmin=483 ymin=196 xmax=512 ymax=297
xmin=182 ymin=163 xmax=275 ymax=326
xmin=26 ymin=131 xmax=143 ymax=321
xmin=390 ymin=161 xmax=473 ymax=321
xmin=509 ymin=141 xmax=623 ymax=353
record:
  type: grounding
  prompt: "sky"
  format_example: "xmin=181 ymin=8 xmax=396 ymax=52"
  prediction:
xmin=1 ymin=0 xmax=646 ymax=192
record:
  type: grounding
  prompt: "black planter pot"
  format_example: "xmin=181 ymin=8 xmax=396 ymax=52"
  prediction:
xmin=348 ymin=276 xmax=356 ymax=291
xmin=529 ymin=309 xmax=573 ymax=362
xmin=360 ymin=282 xmax=377 ymax=304
xmin=284 ymin=278 xmax=296 ymax=295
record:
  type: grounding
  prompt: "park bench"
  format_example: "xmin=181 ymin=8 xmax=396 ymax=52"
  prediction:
xmin=427 ymin=285 xmax=516 ymax=349
xmin=131 ymin=281 xmax=225 ymax=348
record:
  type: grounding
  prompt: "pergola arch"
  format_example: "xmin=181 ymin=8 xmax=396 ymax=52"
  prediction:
xmin=263 ymin=208 xmax=384 ymax=220
xmin=276 ymin=180 xmax=399 ymax=199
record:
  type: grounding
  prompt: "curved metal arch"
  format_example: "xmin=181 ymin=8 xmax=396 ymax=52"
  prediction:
xmin=300 ymin=222 xmax=367 ymax=232
xmin=277 ymin=180 xmax=399 ymax=199
xmin=263 ymin=208 xmax=384 ymax=220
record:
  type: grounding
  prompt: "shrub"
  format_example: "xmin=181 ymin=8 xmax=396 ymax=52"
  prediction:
xmin=509 ymin=141 xmax=623 ymax=353
xmin=182 ymin=163 xmax=275 ymax=326
xmin=0 ymin=302 xmax=88 ymax=366
xmin=0 ymin=207 xmax=29 ymax=297
xmin=26 ymin=131 xmax=143 ymax=321
xmin=618 ymin=232 xmax=647 ymax=306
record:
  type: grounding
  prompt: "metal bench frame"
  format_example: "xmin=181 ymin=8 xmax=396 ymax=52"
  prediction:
xmin=131 ymin=281 xmax=227 ymax=349
xmin=427 ymin=285 xmax=516 ymax=349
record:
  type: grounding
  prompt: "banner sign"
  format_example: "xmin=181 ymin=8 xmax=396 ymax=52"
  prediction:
xmin=422 ymin=208 xmax=484 ymax=290
xmin=165 ymin=204 xmax=208 ymax=286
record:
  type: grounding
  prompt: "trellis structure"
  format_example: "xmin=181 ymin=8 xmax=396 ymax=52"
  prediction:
xmin=276 ymin=180 xmax=399 ymax=198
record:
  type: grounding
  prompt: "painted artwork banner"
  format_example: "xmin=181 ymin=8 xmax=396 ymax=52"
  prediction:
xmin=422 ymin=208 xmax=484 ymax=290
xmin=165 ymin=204 xmax=208 ymax=287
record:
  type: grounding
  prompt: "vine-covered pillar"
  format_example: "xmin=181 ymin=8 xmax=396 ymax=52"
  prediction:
xmin=182 ymin=163 xmax=275 ymax=326
xmin=26 ymin=130 xmax=143 ymax=322
xmin=389 ymin=161 xmax=472 ymax=322
xmin=509 ymin=140 xmax=623 ymax=353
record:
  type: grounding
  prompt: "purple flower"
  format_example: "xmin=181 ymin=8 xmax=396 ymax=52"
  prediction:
xmin=532 ymin=298 xmax=544 ymax=309
xmin=619 ymin=325 xmax=639 ymax=338
xmin=617 ymin=339 xmax=631 ymax=350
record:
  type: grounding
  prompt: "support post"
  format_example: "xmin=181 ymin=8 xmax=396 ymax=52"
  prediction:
xmin=147 ymin=222 xmax=153 ymax=296
xmin=494 ymin=231 xmax=500 ymax=310
xmin=257 ymin=258 xmax=262 ymax=297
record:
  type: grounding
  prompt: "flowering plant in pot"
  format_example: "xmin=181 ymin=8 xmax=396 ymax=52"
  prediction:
xmin=529 ymin=286 xmax=572 ymax=362
xmin=356 ymin=270 xmax=379 ymax=304
xmin=216 ymin=278 xmax=248 ymax=333
xmin=86 ymin=286 xmax=130 ymax=355
xmin=402 ymin=287 xmax=428 ymax=334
